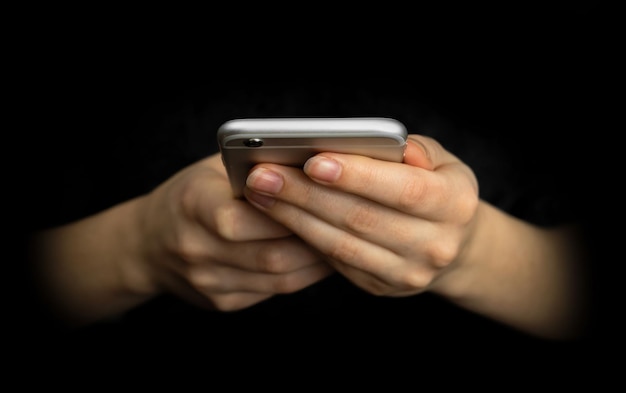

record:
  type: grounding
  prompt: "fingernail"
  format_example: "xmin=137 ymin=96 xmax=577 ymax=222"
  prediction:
xmin=304 ymin=156 xmax=341 ymax=183
xmin=408 ymin=138 xmax=430 ymax=159
xmin=244 ymin=189 xmax=276 ymax=208
xmin=247 ymin=168 xmax=284 ymax=194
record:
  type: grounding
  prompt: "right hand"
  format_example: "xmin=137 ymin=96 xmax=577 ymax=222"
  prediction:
xmin=132 ymin=153 xmax=333 ymax=311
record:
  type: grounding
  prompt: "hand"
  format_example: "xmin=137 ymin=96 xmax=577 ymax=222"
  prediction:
xmin=242 ymin=135 xmax=479 ymax=297
xmin=32 ymin=153 xmax=333 ymax=326
xmin=134 ymin=153 xmax=333 ymax=311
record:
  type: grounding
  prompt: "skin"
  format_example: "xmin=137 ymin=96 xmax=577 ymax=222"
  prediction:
xmin=243 ymin=135 xmax=589 ymax=340
xmin=31 ymin=154 xmax=333 ymax=327
xmin=30 ymin=135 xmax=589 ymax=340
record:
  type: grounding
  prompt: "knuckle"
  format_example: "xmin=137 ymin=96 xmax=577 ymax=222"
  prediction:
xmin=397 ymin=177 xmax=428 ymax=211
xmin=426 ymin=239 xmax=459 ymax=268
xmin=213 ymin=202 xmax=239 ymax=240
xmin=270 ymin=274 xmax=302 ymax=294
xmin=327 ymin=234 xmax=362 ymax=266
xmin=353 ymin=166 xmax=379 ymax=192
xmin=178 ymin=173 xmax=203 ymax=218
xmin=186 ymin=271 xmax=206 ymax=290
xmin=173 ymin=233 xmax=206 ymax=263
xmin=186 ymin=268 xmax=217 ymax=294
xmin=211 ymin=296 xmax=241 ymax=312
xmin=454 ymin=187 xmax=479 ymax=224
xmin=399 ymin=269 xmax=435 ymax=291
xmin=256 ymin=246 xmax=289 ymax=273
xmin=344 ymin=201 xmax=379 ymax=235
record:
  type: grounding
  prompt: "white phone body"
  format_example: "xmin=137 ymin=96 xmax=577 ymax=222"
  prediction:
xmin=217 ymin=117 xmax=408 ymax=197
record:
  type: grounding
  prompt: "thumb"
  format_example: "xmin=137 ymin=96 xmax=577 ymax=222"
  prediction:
xmin=404 ymin=135 xmax=435 ymax=170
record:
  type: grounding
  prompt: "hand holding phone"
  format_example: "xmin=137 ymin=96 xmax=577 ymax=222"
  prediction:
xmin=217 ymin=117 xmax=408 ymax=197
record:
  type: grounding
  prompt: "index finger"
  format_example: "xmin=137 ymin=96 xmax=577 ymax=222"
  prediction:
xmin=301 ymin=135 xmax=477 ymax=217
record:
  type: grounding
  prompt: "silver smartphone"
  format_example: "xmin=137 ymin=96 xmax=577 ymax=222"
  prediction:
xmin=217 ymin=117 xmax=408 ymax=197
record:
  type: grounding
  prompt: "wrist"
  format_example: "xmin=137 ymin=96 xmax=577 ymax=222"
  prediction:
xmin=428 ymin=201 xmax=588 ymax=339
xmin=114 ymin=195 xmax=161 ymax=300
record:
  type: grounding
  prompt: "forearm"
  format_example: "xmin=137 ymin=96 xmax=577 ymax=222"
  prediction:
xmin=431 ymin=201 xmax=589 ymax=340
xmin=30 ymin=197 xmax=158 ymax=328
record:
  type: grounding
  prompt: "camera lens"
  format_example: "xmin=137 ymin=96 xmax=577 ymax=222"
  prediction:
xmin=244 ymin=138 xmax=264 ymax=147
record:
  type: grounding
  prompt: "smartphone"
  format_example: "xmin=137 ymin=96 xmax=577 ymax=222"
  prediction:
xmin=217 ymin=117 xmax=408 ymax=197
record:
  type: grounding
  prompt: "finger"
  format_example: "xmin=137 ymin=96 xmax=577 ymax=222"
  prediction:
xmin=249 ymin=165 xmax=436 ymax=252
xmin=189 ymin=158 xmax=293 ymax=241
xmin=326 ymin=257 xmax=430 ymax=297
xmin=403 ymin=136 xmax=435 ymax=170
xmin=180 ymin=230 xmax=326 ymax=274
xmin=218 ymin=235 xmax=328 ymax=274
xmin=165 ymin=272 xmax=274 ymax=311
xmin=301 ymin=151 xmax=476 ymax=220
xmin=249 ymin=155 xmax=466 ymax=227
xmin=243 ymin=186 xmax=407 ymax=279
xmin=207 ymin=292 xmax=274 ymax=312
xmin=242 ymin=181 xmax=446 ymax=293
xmin=211 ymin=198 xmax=293 ymax=241
xmin=244 ymin=189 xmax=440 ymax=293
xmin=189 ymin=260 xmax=334 ymax=295
xmin=324 ymin=257 xmax=395 ymax=296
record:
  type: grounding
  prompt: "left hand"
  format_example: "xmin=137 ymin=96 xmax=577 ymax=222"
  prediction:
xmin=242 ymin=135 xmax=480 ymax=297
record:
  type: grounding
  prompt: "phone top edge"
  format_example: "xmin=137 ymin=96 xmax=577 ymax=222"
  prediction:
xmin=217 ymin=117 xmax=407 ymax=145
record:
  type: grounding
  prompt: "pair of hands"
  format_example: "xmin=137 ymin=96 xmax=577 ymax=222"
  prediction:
xmin=135 ymin=134 xmax=480 ymax=311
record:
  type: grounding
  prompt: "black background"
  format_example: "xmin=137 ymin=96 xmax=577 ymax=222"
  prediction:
xmin=7 ymin=2 xmax=619 ymax=373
